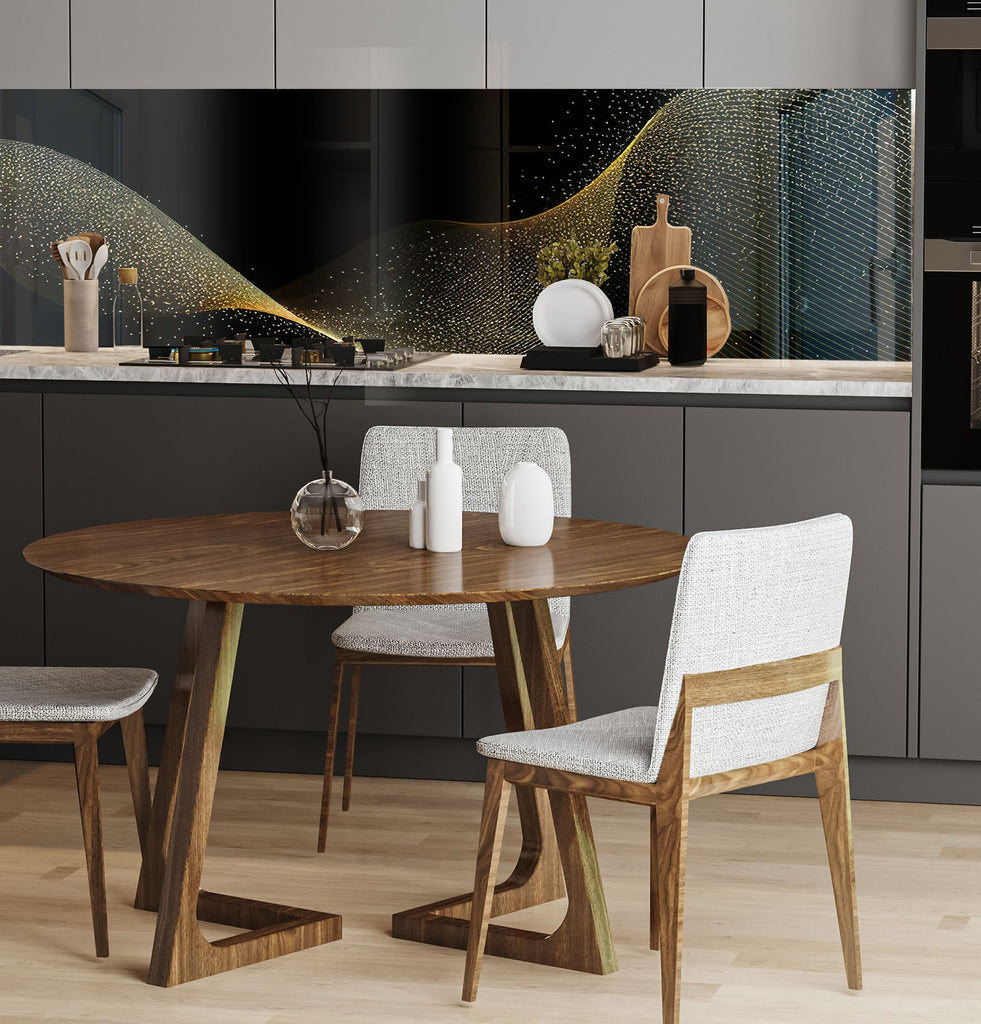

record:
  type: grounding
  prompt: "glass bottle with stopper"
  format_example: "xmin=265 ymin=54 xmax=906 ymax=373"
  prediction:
xmin=112 ymin=267 xmax=144 ymax=349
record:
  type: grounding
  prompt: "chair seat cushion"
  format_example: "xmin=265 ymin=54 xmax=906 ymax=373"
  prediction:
xmin=0 ymin=666 xmax=159 ymax=723
xmin=477 ymin=706 xmax=658 ymax=784
xmin=332 ymin=598 xmax=570 ymax=660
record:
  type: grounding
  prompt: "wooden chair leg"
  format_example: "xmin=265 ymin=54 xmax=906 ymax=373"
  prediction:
xmin=342 ymin=666 xmax=361 ymax=812
xmin=653 ymin=797 xmax=689 ymax=1024
xmin=317 ymin=660 xmax=345 ymax=853
xmin=73 ymin=723 xmax=109 ymax=958
xmin=462 ymin=759 xmax=512 ymax=1002
xmin=119 ymin=708 xmax=152 ymax=857
xmin=815 ymin=743 xmax=862 ymax=991
xmin=561 ymin=638 xmax=577 ymax=721
xmin=650 ymin=805 xmax=660 ymax=951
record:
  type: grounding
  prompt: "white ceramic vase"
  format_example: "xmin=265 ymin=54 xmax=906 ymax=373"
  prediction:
xmin=499 ymin=462 xmax=554 ymax=547
xmin=425 ymin=427 xmax=463 ymax=552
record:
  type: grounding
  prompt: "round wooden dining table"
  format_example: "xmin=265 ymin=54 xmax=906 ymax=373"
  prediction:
xmin=24 ymin=510 xmax=688 ymax=987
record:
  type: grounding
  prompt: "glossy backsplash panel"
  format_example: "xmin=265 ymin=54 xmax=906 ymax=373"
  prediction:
xmin=0 ymin=89 xmax=911 ymax=358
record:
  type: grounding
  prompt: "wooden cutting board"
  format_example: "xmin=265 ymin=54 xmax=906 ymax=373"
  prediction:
xmin=628 ymin=194 xmax=692 ymax=316
xmin=635 ymin=264 xmax=731 ymax=357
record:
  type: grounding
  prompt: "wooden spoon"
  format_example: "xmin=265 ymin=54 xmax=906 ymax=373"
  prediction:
xmin=50 ymin=241 xmax=70 ymax=280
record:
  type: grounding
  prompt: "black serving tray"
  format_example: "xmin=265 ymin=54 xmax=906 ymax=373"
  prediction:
xmin=520 ymin=345 xmax=659 ymax=372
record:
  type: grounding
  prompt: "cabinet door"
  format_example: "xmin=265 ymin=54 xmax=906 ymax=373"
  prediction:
xmin=0 ymin=1 xmax=69 ymax=87
xmin=920 ymin=486 xmax=981 ymax=761
xmin=461 ymin=402 xmax=683 ymax=738
xmin=487 ymin=0 xmax=703 ymax=89
xmin=704 ymin=0 xmax=915 ymax=88
xmin=42 ymin=393 xmax=461 ymax=741
xmin=0 ymin=394 xmax=43 ymax=664
xmin=684 ymin=407 xmax=910 ymax=757
xmin=70 ymin=0 xmax=274 ymax=88
xmin=276 ymin=0 xmax=485 ymax=89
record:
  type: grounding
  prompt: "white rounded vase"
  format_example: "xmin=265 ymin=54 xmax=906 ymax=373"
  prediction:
xmin=499 ymin=462 xmax=554 ymax=547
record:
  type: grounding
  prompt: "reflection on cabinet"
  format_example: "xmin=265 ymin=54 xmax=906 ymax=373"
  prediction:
xmin=461 ymin=402 xmax=683 ymax=738
xmin=486 ymin=0 xmax=703 ymax=89
xmin=41 ymin=393 xmax=461 ymax=739
xmin=0 ymin=1 xmax=69 ymax=88
xmin=276 ymin=0 xmax=485 ymax=89
xmin=70 ymin=0 xmax=274 ymax=89
xmin=684 ymin=407 xmax=910 ymax=758
xmin=919 ymin=486 xmax=981 ymax=761
xmin=0 ymin=395 xmax=43 ymax=664
xmin=704 ymin=0 xmax=915 ymax=88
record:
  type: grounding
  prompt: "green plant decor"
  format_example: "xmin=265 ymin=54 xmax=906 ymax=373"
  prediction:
xmin=536 ymin=237 xmax=618 ymax=289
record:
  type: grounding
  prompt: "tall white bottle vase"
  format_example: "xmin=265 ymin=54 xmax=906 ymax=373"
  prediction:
xmin=425 ymin=428 xmax=463 ymax=552
xmin=409 ymin=479 xmax=427 ymax=549
xmin=499 ymin=462 xmax=554 ymax=547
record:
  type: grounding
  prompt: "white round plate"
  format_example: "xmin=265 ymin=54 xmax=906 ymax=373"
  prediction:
xmin=532 ymin=279 xmax=615 ymax=348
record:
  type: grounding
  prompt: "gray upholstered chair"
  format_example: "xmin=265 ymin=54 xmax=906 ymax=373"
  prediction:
xmin=318 ymin=425 xmax=574 ymax=852
xmin=0 ymin=666 xmax=158 ymax=957
xmin=462 ymin=514 xmax=860 ymax=1024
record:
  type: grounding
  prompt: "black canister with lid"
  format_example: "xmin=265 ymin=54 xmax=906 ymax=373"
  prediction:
xmin=667 ymin=267 xmax=707 ymax=366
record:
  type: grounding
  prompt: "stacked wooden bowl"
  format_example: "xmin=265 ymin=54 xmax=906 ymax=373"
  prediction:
xmin=629 ymin=194 xmax=731 ymax=358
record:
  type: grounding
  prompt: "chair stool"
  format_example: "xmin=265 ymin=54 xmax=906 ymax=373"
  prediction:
xmin=319 ymin=425 xmax=574 ymax=852
xmin=0 ymin=665 xmax=158 ymax=957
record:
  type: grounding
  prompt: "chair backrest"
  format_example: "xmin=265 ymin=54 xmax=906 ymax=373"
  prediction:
xmin=650 ymin=514 xmax=853 ymax=781
xmin=359 ymin=426 xmax=572 ymax=516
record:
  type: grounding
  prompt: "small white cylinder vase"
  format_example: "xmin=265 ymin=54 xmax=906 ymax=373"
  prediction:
xmin=499 ymin=461 xmax=554 ymax=546
xmin=409 ymin=478 xmax=427 ymax=549
xmin=64 ymin=279 xmax=100 ymax=353
xmin=426 ymin=427 xmax=463 ymax=552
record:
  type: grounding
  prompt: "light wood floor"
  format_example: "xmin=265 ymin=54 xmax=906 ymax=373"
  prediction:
xmin=0 ymin=759 xmax=979 ymax=1024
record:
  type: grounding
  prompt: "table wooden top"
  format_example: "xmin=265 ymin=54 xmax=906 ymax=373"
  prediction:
xmin=23 ymin=510 xmax=689 ymax=607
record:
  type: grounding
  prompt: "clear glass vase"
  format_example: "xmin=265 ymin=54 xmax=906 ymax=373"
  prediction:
xmin=290 ymin=471 xmax=365 ymax=550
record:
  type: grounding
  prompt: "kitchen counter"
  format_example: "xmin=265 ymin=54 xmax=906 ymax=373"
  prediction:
xmin=0 ymin=347 xmax=912 ymax=398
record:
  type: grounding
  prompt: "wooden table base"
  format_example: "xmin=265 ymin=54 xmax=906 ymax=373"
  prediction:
xmin=135 ymin=600 xmax=341 ymax=986
xmin=392 ymin=600 xmax=618 ymax=977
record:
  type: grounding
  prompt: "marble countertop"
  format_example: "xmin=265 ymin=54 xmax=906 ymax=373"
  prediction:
xmin=0 ymin=347 xmax=912 ymax=398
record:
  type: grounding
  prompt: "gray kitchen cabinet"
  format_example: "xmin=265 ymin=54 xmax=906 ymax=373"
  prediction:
xmin=704 ymin=0 xmax=915 ymax=88
xmin=276 ymin=0 xmax=485 ymax=88
xmin=0 ymin=394 xmax=43 ymax=664
xmin=42 ymin=392 xmax=461 ymax=740
xmin=919 ymin=486 xmax=981 ymax=761
xmin=461 ymin=402 xmax=684 ymax=738
xmin=684 ymin=407 xmax=910 ymax=758
xmin=0 ymin=1 xmax=69 ymax=88
xmin=486 ymin=0 xmax=703 ymax=89
xmin=70 ymin=0 xmax=274 ymax=88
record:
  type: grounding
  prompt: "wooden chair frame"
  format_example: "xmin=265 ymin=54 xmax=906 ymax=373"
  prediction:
xmin=0 ymin=709 xmax=152 ymax=957
xmin=462 ymin=646 xmax=861 ymax=1024
xmin=317 ymin=632 xmax=576 ymax=853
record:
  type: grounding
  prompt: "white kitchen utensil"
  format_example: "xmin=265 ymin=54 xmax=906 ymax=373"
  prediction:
xmin=65 ymin=239 xmax=93 ymax=282
xmin=88 ymin=243 xmax=109 ymax=280
xmin=532 ymin=278 xmax=615 ymax=348
xmin=57 ymin=241 xmax=81 ymax=280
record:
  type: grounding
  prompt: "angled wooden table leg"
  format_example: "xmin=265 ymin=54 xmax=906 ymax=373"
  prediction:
xmin=145 ymin=600 xmax=341 ymax=987
xmin=392 ymin=599 xmax=617 ymax=976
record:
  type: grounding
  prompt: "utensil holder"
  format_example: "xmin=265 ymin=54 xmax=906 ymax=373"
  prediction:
xmin=64 ymin=279 xmax=99 ymax=352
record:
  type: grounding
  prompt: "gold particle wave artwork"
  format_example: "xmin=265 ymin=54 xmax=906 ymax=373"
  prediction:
xmin=0 ymin=90 xmax=911 ymax=356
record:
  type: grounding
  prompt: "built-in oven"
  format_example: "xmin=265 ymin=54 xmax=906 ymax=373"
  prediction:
xmin=921 ymin=5 xmax=981 ymax=468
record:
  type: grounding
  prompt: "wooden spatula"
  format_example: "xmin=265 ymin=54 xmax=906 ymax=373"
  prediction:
xmin=628 ymin=194 xmax=692 ymax=316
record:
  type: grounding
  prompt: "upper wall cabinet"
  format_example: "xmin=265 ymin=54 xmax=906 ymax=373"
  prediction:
xmin=70 ymin=0 xmax=274 ymax=88
xmin=487 ymin=0 xmax=703 ymax=89
xmin=276 ymin=0 xmax=486 ymax=89
xmin=704 ymin=0 xmax=915 ymax=88
xmin=0 ymin=1 xmax=69 ymax=88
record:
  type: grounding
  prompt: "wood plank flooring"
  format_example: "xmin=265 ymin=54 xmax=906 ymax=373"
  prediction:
xmin=0 ymin=759 xmax=979 ymax=1023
